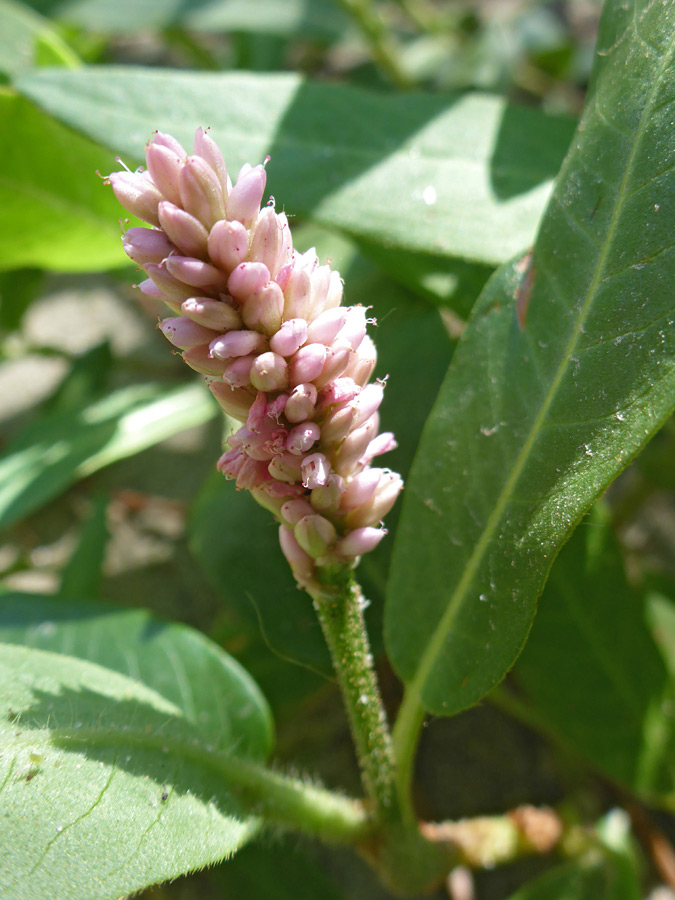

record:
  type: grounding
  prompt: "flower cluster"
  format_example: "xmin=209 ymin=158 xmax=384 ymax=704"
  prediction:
xmin=108 ymin=129 xmax=402 ymax=589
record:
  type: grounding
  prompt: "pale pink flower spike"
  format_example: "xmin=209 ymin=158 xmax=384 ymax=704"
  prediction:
xmin=108 ymin=129 xmax=403 ymax=589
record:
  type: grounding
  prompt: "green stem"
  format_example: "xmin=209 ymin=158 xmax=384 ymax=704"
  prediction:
xmin=392 ymin=684 xmax=425 ymax=814
xmin=48 ymin=727 xmax=371 ymax=843
xmin=334 ymin=0 xmax=413 ymax=88
xmin=310 ymin=566 xmax=401 ymax=822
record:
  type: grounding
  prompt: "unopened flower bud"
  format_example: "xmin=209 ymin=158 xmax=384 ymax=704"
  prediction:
xmin=332 ymin=416 xmax=379 ymax=474
xmin=228 ymin=262 xmax=271 ymax=303
xmin=279 ymin=525 xmax=315 ymax=588
xmin=193 ymin=127 xmax=230 ymax=196
xmin=108 ymin=171 xmax=163 ymax=226
xmin=210 ymin=330 xmax=267 ymax=359
xmin=146 ymin=140 xmax=184 ymax=206
xmin=159 ymin=316 xmax=219 ymax=350
xmin=250 ymin=351 xmax=288 ymax=392
xmin=227 ymin=163 xmax=267 ymax=225
xmin=294 ymin=514 xmax=336 ymax=559
xmin=335 ymin=527 xmax=386 ymax=559
xmin=179 ymin=155 xmax=225 ymax=228
xmin=183 ymin=345 xmax=229 ymax=375
xmin=165 ymin=256 xmax=229 ymax=291
xmin=289 ymin=343 xmax=327 ymax=386
xmin=144 ymin=263 xmax=195 ymax=304
xmin=181 ymin=297 xmax=241 ymax=332
xmin=344 ymin=470 xmax=403 ymax=528
xmin=284 ymin=383 xmax=317 ymax=423
xmin=208 ymin=219 xmax=249 ymax=272
xmin=223 ymin=355 xmax=256 ymax=386
xmin=250 ymin=207 xmax=289 ymax=275
xmin=158 ymin=201 xmax=209 ymax=258
xmin=343 ymin=335 xmax=377 ymax=386
xmin=123 ymin=227 xmax=174 ymax=265
xmin=268 ymin=452 xmax=303 ymax=484
xmin=270 ymin=318 xmax=307 ymax=357
xmin=283 ymin=266 xmax=312 ymax=320
xmin=241 ymin=283 xmax=284 ymax=336
xmin=280 ymin=498 xmax=315 ymax=526
xmin=310 ymin=474 xmax=344 ymax=513
xmin=208 ymin=382 xmax=254 ymax=421
xmin=306 ymin=307 xmax=347 ymax=345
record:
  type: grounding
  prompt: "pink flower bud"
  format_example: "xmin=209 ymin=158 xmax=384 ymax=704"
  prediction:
xmin=270 ymin=318 xmax=307 ymax=357
xmin=284 ymin=383 xmax=317 ymax=423
xmin=289 ymin=343 xmax=327 ymax=386
xmin=341 ymin=468 xmax=383 ymax=510
xmin=310 ymin=474 xmax=345 ymax=514
xmin=344 ymin=470 xmax=403 ymax=528
xmin=139 ymin=278 xmax=180 ymax=312
xmin=178 ymin=155 xmax=226 ymax=228
xmin=181 ymin=297 xmax=241 ymax=332
xmin=283 ymin=266 xmax=312 ymax=320
xmin=294 ymin=514 xmax=336 ymax=559
xmin=280 ymin=498 xmax=315 ymax=526
xmin=335 ymin=527 xmax=386 ymax=559
xmin=208 ymin=382 xmax=254 ymax=421
xmin=268 ymin=452 xmax=303 ymax=484
xmin=158 ymin=201 xmax=209 ymax=259
xmin=286 ymin=422 xmax=321 ymax=455
xmin=193 ymin=127 xmax=230 ymax=196
xmin=164 ymin=256 xmax=229 ymax=291
xmin=208 ymin=219 xmax=249 ymax=272
xmin=250 ymin=207 xmax=290 ymax=275
xmin=150 ymin=131 xmax=188 ymax=157
xmin=223 ymin=355 xmax=256 ymax=387
xmin=325 ymin=270 xmax=344 ymax=309
xmin=183 ymin=345 xmax=229 ymax=375
xmin=144 ymin=263 xmax=195 ymax=304
xmin=227 ymin=163 xmax=267 ymax=225
xmin=123 ymin=227 xmax=174 ymax=265
xmin=343 ymin=335 xmax=377 ymax=386
xmin=316 ymin=377 xmax=359 ymax=413
xmin=241 ymin=283 xmax=284 ymax=336
xmin=306 ymin=307 xmax=347 ymax=345
xmin=362 ymin=431 xmax=397 ymax=463
xmin=210 ymin=330 xmax=267 ymax=359
xmin=159 ymin=316 xmax=219 ymax=350
xmin=301 ymin=453 xmax=331 ymax=489
xmin=332 ymin=416 xmax=379 ymax=475
xmin=145 ymin=140 xmax=184 ymax=206
xmin=250 ymin=351 xmax=289 ymax=392
xmin=108 ymin=171 xmax=162 ymax=226
xmin=313 ymin=339 xmax=353 ymax=390
xmin=340 ymin=305 xmax=368 ymax=350
xmin=228 ymin=262 xmax=271 ymax=303
xmin=353 ymin=383 xmax=385 ymax=428
xmin=308 ymin=265 xmax=333 ymax=318
xmin=279 ymin=525 xmax=315 ymax=588
xmin=321 ymin=403 xmax=356 ymax=445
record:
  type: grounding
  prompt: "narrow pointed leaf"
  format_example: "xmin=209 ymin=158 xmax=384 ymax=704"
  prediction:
xmin=386 ymin=0 xmax=675 ymax=715
xmin=0 ymin=381 xmax=216 ymax=531
xmin=16 ymin=67 xmax=575 ymax=266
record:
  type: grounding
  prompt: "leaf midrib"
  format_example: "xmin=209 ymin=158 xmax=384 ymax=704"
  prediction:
xmin=405 ymin=18 xmax=675 ymax=709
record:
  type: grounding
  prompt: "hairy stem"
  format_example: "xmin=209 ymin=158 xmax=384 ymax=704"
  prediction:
xmin=48 ymin=727 xmax=371 ymax=843
xmin=310 ymin=565 xmax=411 ymax=825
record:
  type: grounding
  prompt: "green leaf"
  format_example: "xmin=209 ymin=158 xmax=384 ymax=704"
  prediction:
xmin=0 ymin=90 xmax=133 ymax=271
xmin=16 ymin=67 xmax=576 ymax=266
xmin=0 ymin=592 xmax=273 ymax=753
xmin=386 ymin=0 xmax=675 ymax=715
xmin=514 ymin=508 xmax=675 ymax=804
xmin=0 ymin=0 xmax=79 ymax=81
xmin=58 ymin=493 xmax=108 ymax=599
xmin=504 ymin=853 xmax=641 ymax=900
xmin=0 ymin=637 xmax=271 ymax=900
xmin=24 ymin=0 xmax=349 ymax=38
xmin=0 ymin=380 xmax=216 ymax=531
xmin=0 ymin=266 xmax=43 ymax=332
xmin=646 ymin=591 xmax=675 ymax=678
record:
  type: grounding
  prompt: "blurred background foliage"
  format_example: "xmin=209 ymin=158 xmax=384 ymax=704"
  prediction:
xmin=0 ymin=1 xmax=674 ymax=898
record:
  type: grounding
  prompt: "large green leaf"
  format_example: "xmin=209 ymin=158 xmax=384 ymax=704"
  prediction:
xmin=386 ymin=0 xmax=675 ymax=716
xmin=23 ymin=0 xmax=349 ymax=38
xmin=0 ymin=91 xmax=131 ymax=271
xmin=0 ymin=380 xmax=216 ymax=531
xmin=0 ymin=0 xmax=79 ymax=81
xmin=0 ymin=595 xmax=274 ymax=900
xmin=0 ymin=592 xmax=274 ymax=752
xmin=16 ymin=67 xmax=576 ymax=266
xmin=514 ymin=510 xmax=675 ymax=805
